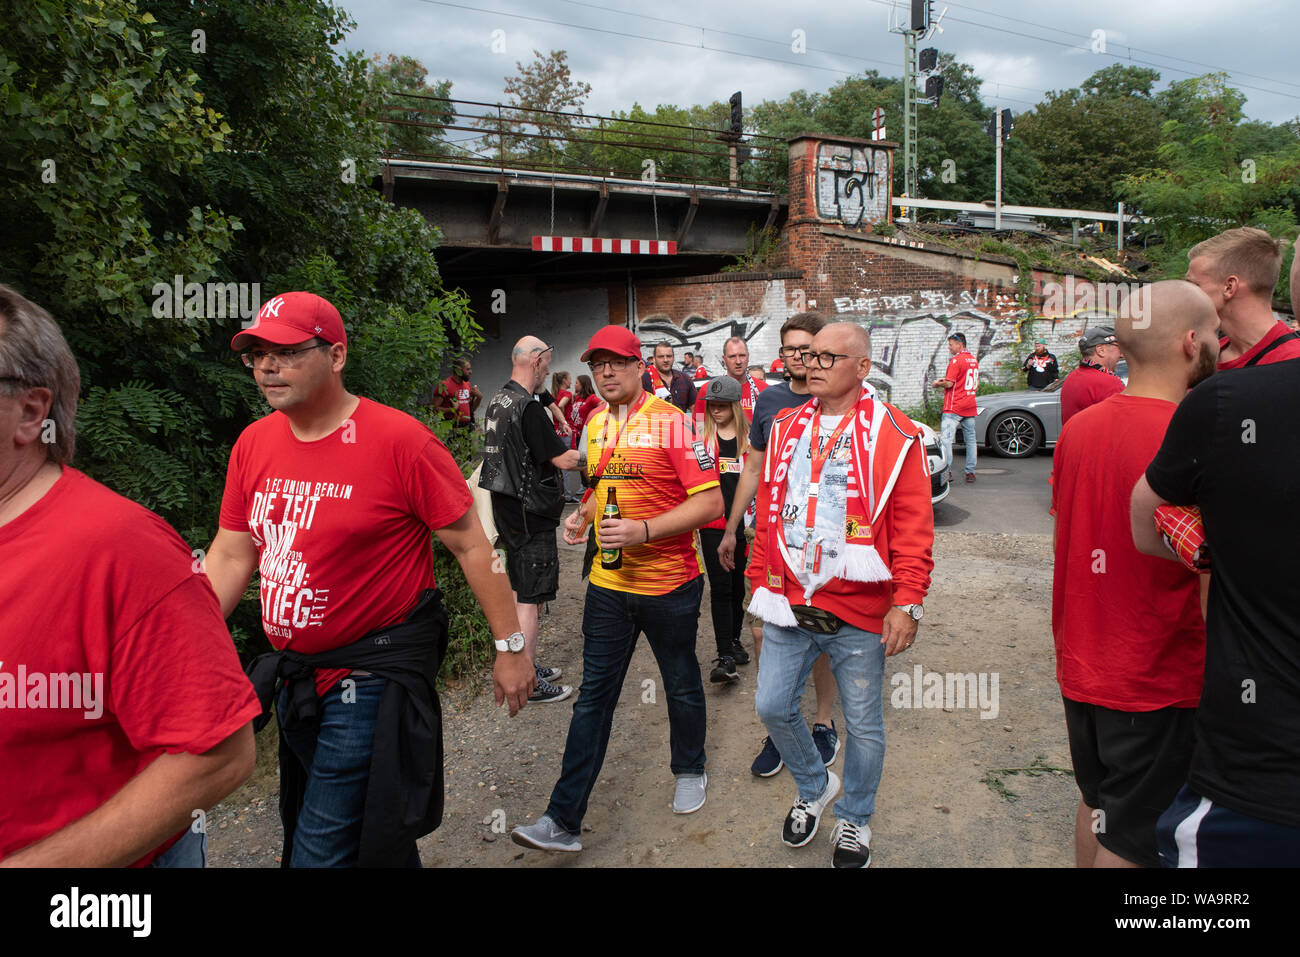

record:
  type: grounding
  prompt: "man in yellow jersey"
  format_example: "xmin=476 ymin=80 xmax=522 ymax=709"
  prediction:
xmin=511 ymin=325 xmax=724 ymax=852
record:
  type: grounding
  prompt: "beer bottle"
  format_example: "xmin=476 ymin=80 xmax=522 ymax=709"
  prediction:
xmin=600 ymin=486 xmax=623 ymax=570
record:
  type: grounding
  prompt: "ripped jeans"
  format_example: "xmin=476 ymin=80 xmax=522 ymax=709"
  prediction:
xmin=755 ymin=621 xmax=887 ymax=827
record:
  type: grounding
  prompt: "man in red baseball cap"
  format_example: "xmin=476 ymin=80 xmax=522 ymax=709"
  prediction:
xmin=512 ymin=323 xmax=723 ymax=853
xmin=206 ymin=292 xmax=535 ymax=867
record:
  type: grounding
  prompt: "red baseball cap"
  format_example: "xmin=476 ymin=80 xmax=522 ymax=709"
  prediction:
xmin=230 ymin=292 xmax=347 ymax=351
xmin=581 ymin=325 xmax=643 ymax=362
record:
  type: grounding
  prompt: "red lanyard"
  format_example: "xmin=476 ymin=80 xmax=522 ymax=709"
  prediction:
xmin=580 ymin=391 xmax=649 ymax=505
xmin=803 ymin=409 xmax=854 ymax=532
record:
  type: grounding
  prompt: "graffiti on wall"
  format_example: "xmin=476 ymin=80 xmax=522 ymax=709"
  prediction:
xmin=816 ymin=143 xmax=891 ymax=227
xmin=637 ymin=279 xmax=1096 ymax=413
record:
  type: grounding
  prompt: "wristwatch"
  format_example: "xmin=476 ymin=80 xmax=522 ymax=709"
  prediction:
xmin=494 ymin=632 xmax=526 ymax=653
xmin=895 ymin=604 xmax=924 ymax=621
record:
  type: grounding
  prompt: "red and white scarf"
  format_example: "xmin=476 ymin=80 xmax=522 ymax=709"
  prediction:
xmin=748 ymin=385 xmax=916 ymax=627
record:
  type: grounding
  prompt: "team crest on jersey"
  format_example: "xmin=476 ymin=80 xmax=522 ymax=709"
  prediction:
xmin=627 ymin=431 xmax=653 ymax=448
xmin=692 ymin=441 xmax=715 ymax=471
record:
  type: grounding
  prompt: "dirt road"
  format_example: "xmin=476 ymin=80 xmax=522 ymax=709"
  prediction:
xmin=207 ymin=523 xmax=1077 ymax=868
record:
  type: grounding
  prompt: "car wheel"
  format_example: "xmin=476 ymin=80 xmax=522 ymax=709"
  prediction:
xmin=988 ymin=411 xmax=1043 ymax=458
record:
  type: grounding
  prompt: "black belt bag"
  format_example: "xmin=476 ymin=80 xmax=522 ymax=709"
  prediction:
xmin=790 ymin=604 xmax=844 ymax=635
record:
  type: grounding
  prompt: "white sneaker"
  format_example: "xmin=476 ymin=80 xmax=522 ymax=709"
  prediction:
xmin=781 ymin=770 xmax=840 ymax=847
xmin=673 ymin=772 xmax=707 ymax=814
xmin=830 ymin=818 xmax=872 ymax=868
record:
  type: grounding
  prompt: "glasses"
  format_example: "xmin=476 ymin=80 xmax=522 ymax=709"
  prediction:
xmin=241 ymin=342 xmax=329 ymax=368
xmin=777 ymin=345 xmax=806 ymax=358
xmin=588 ymin=357 xmax=634 ymax=373
xmin=798 ymin=350 xmax=868 ymax=369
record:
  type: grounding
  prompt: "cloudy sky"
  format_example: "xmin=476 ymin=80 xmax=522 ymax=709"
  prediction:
xmin=338 ymin=0 xmax=1300 ymax=126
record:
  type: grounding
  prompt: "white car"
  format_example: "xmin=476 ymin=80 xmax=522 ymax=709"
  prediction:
xmin=919 ymin=423 xmax=950 ymax=507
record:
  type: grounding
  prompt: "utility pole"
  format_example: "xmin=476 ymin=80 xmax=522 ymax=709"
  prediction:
xmin=890 ymin=1 xmax=946 ymax=208
xmin=995 ymin=106 xmax=1003 ymax=231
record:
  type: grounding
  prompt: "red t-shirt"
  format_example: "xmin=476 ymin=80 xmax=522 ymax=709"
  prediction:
xmin=769 ymin=358 xmax=785 ymax=375
xmin=1217 ymin=320 xmax=1300 ymax=370
xmin=438 ymin=375 xmax=473 ymax=422
xmin=0 ymin=469 xmax=261 ymax=865
xmin=218 ymin=398 xmax=473 ymax=695
xmin=568 ymin=394 xmax=603 ymax=450
xmin=693 ymin=365 xmax=710 ymax=381
xmin=1051 ymin=395 xmax=1205 ymax=711
xmin=941 ymin=351 xmax=979 ymax=416
xmin=554 ymin=389 xmax=573 ymax=438
xmin=693 ymin=374 xmax=765 ymax=418
xmin=1059 ymin=362 xmax=1124 ymax=426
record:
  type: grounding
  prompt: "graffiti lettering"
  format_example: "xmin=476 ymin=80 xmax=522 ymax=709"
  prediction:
xmin=816 ymin=144 xmax=890 ymax=227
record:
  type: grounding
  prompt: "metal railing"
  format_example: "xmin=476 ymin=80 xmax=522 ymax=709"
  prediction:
xmin=377 ymin=94 xmax=788 ymax=193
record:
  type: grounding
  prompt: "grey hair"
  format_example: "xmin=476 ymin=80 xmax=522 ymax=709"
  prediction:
xmin=0 ymin=285 xmax=81 ymax=465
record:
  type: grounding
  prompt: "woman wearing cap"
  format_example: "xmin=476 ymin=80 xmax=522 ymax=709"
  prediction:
xmin=698 ymin=375 xmax=753 ymax=683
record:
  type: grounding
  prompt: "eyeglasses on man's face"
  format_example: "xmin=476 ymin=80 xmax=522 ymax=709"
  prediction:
xmin=798 ymin=350 xmax=868 ymax=369
xmin=240 ymin=342 xmax=330 ymax=369
xmin=588 ymin=356 xmax=634 ymax=374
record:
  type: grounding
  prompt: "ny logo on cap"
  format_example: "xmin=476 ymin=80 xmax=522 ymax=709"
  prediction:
xmin=259 ymin=295 xmax=287 ymax=320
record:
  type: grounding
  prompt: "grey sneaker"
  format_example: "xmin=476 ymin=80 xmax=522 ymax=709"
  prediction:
xmin=673 ymin=772 xmax=707 ymax=814
xmin=529 ymin=676 xmax=573 ymax=703
xmin=510 ymin=814 xmax=582 ymax=852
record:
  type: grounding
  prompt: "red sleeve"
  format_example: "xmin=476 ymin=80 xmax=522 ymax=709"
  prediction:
xmin=403 ymin=435 xmax=474 ymax=530
xmin=694 ymin=392 xmax=707 ymax=416
xmin=943 ymin=357 xmax=960 ymax=383
xmin=746 ymin=443 xmax=774 ymax=592
xmin=218 ymin=435 xmax=250 ymax=532
xmin=882 ymin=437 xmax=935 ymax=605
xmin=671 ymin=417 xmax=721 ymax=495
xmin=111 ymin=574 xmax=261 ymax=755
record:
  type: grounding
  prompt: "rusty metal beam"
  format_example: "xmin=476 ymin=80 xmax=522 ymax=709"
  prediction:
xmin=676 ymin=191 xmax=700 ymax=249
xmin=487 ymin=179 xmax=508 ymax=244
xmin=587 ymin=182 xmax=609 ymax=236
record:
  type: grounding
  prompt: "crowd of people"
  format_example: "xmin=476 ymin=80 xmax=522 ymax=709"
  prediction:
xmin=2 ymin=226 xmax=1296 ymax=869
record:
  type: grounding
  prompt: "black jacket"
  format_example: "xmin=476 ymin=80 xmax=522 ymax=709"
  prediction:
xmin=245 ymin=589 xmax=448 ymax=867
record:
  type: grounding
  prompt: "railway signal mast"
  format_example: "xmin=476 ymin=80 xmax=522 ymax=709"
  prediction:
xmin=890 ymin=0 xmax=947 ymax=204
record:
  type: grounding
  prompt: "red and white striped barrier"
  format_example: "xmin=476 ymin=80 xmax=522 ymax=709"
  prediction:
xmin=531 ymin=236 xmax=677 ymax=255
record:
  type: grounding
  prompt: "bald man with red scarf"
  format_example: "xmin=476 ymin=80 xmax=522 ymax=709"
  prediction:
xmin=747 ymin=322 xmax=933 ymax=868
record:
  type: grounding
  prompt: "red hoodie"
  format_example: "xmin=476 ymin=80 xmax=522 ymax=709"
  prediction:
xmin=746 ymin=398 xmax=934 ymax=633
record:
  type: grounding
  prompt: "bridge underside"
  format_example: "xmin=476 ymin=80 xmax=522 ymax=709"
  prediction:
xmin=381 ymin=161 xmax=787 ymax=286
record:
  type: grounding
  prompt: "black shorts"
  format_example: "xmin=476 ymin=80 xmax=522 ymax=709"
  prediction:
xmin=1062 ymin=696 xmax=1196 ymax=867
xmin=501 ymin=527 xmax=559 ymax=604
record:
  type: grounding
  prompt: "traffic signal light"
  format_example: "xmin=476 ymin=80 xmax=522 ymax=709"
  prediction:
xmin=911 ymin=0 xmax=930 ymax=31
xmin=925 ymin=75 xmax=944 ymax=101
xmin=986 ymin=109 xmax=1014 ymax=142
xmin=918 ymin=47 xmax=938 ymax=72
xmin=729 ymin=91 xmax=743 ymax=135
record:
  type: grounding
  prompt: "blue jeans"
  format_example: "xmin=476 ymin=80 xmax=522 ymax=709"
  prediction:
xmin=151 ymin=826 xmax=206 ymax=868
xmin=278 ymin=674 xmax=421 ymax=868
xmin=545 ymin=576 xmax=707 ymax=834
xmin=941 ymin=412 xmax=977 ymax=475
xmin=755 ymin=622 xmax=887 ymax=826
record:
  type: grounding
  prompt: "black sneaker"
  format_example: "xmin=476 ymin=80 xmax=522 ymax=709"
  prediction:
xmin=781 ymin=770 xmax=840 ymax=847
xmin=831 ymin=819 xmax=871 ymax=868
xmin=751 ymin=736 xmax=784 ymax=777
xmin=812 ymin=721 xmax=840 ymax=767
xmin=528 ymin=677 xmax=573 ymax=703
xmin=709 ymin=655 xmax=739 ymax=683
xmin=730 ymin=641 xmax=750 ymax=665
xmin=536 ymin=662 xmax=562 ymax=683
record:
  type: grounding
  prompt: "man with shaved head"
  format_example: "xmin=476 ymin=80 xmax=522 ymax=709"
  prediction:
xmin=481 ymin=337 xmax=582 ymax=702
xmin=1052 ymin=280 xmax=1219 ymax=869
xmin=1127 ymin=260 xmax=1300 ymax=866
xmin=748 ymin=320 xmax=934 ymax=867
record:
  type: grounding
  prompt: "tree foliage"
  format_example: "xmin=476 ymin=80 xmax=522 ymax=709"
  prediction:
xmin=2 ymin=0 xmax=479 ymax=659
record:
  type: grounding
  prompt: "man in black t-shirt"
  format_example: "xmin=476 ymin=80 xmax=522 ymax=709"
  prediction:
xmin=1131 ymin=358 xmax=1300 ymax=866
xmin=1021 ymin=340 xmax=1059 ymax=389
xmin=484 ymin=337 xmax=581 ymax=703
